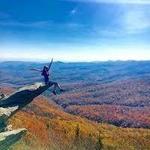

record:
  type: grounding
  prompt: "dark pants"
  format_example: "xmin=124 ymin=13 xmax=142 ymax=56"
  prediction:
xmin=44 ymin=76 xmax=61 ymax=91
xmin=44 ymin=76 xmax=49 ymax=85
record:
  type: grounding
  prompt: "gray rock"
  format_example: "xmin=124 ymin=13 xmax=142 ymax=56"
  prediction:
xmin=0 ymin=82 xmax=52 ymax=149
xmin=0 ymin=106 xmax=18 ymax=132
xmin=0 ymin=82 xmax=50 ymax=109
xmin=0 ymin=128 xmax=27 ymax=150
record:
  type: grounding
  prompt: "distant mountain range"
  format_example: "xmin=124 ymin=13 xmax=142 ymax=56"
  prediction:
xmin=0 ymin=61 xmax=150 ymax=86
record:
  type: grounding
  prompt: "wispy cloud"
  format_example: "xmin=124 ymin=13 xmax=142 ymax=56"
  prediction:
xmin=0 ymin=19 xmax=84 ymax=32
xmin=0 ymin=20 xmax=52 ymax=28
xmin=91 ymin=4 xmax=150 ymax=37
xmin=67 ymin=0 xmax=150 ymax=4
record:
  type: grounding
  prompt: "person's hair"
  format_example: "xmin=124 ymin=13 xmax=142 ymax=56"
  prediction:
xmin=44 ymin=65 xmax=48 ymax=69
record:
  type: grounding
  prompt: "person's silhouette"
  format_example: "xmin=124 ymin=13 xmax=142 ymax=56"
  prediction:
xmin=31 ymin=59 xmax=64 ymax=95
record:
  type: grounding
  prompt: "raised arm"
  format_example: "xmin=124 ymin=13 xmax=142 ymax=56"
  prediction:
xmin=30 ymin=68 xmax=42 ymax=72
xmin=48 ymin=58 xmax=53 ymax=71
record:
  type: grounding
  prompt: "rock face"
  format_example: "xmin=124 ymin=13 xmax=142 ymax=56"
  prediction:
xmin=0 ymin=129 xmax=27 ymax=150
xmin=0 ymin=82 xmax=52 ymax=150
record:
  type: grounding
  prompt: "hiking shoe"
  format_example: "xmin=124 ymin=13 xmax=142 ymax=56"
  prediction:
xmin=52 ymin=91 xmax=57 ymax=95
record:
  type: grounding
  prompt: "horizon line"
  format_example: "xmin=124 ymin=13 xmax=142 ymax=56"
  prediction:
xmin=0 ymin=59 xmax=150 ymax=63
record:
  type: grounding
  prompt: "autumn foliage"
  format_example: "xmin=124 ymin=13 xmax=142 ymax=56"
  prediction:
xmin=6 ymin=94 xmax=150 ymax=150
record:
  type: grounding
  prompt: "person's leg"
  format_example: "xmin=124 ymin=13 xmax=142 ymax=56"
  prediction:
xmin=49 ymin=81 xmax=64 ymax=95
xmin=49 ymin=81 xmax=58 ymax=91
xmin=54 ymin=82 xmax=62 ymax=90
xmin=49 ymin=81 xmax=57 ymax=95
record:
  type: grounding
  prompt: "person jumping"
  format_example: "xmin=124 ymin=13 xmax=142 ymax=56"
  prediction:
xmin=31 ymin=58 xmax=64 ymax=95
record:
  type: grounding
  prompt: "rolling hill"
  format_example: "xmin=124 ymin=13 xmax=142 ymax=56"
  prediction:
xmin=52 ymin=78 xmax=150 ymax=128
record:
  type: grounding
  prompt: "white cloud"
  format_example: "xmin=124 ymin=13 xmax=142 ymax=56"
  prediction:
xmin=70 ymin=8 xmax=77 ymax=15
xmin=92 ymin=5 xmax=150 ymax=36
xmin=67 ymin=0 xmax=150 ymax=4
xmin=121 ymin=6 xmax=150 ymax=34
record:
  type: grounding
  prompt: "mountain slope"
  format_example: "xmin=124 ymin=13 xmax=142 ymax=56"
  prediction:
xmin=1 ymin=80 xmax=150 ymax=150
xmin=52 ymin=78 xmax=150 ymax=128
xmin=2 ymin=90 xmax=148 ymax=150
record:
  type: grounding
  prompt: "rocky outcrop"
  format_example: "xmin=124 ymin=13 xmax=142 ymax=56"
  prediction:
xmin=0 ymin=82 xmax=52 ymax=149
xmin=0 ymin=129 xmax=27 ymax=150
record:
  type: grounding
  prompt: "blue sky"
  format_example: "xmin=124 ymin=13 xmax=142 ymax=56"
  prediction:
xmin=0 ymin=0 xmax=150 ymax=61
